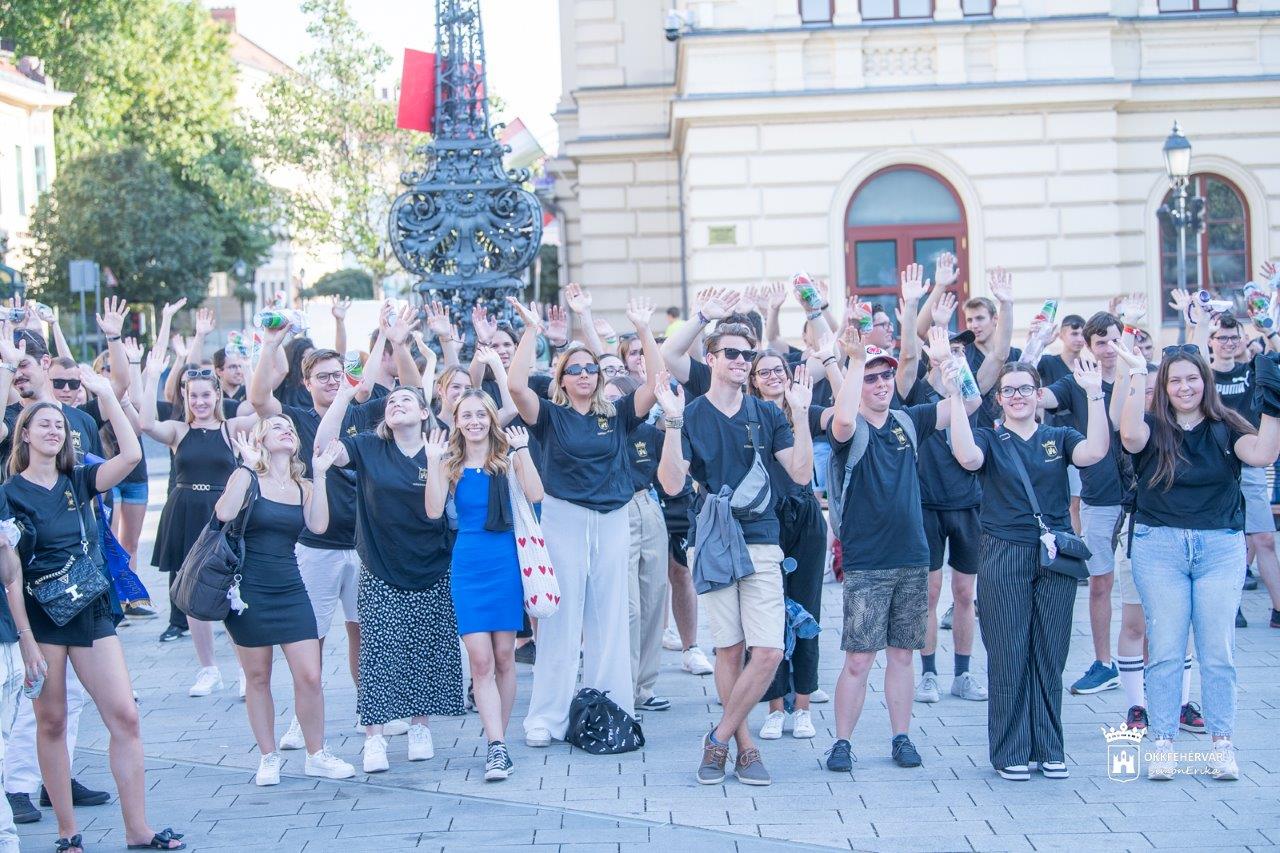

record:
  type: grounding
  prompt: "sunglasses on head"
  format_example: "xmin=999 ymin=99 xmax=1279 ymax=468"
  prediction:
xmin=998 ymin=384 xmax=1037 ymax=399
xmin=864 ymin=367 xmax=896 ymax=385
xmin=1162 ymin=344 xmax=1201 ymax=358
xmin=563 ymin=363 xmax=600 ymax=376
xmin=185 ymin=367 xmax=215 ymax=379
xmin=51 ymin=378 xmax=82 ymax=391
xmin=713 ymin=347 xmax=757 ymax=363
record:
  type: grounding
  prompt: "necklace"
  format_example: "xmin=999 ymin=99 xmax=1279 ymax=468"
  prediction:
xmin=1179 ymin=416 xmax=1204 ymax=431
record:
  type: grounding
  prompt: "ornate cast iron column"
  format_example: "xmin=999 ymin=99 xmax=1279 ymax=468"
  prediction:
xmin=388 ymin=0 xmax=543 ymax=348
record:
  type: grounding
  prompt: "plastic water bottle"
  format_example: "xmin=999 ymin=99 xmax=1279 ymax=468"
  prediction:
xmin=1034 ymin=299 xmax=1058 ymax=324
xmin=30 ymin=302 xmax=55 ymax=322
xmin=226 ymin=331 xmax=250 ymax=357
xmin=253 ymin=309 xmax=302 ymax=331
xmin=1194 ymin=290 xmax=1234 ymax=314
xmin=792 ymin=272 xmax=828 ymax=313
xmin=856 ymin=302 xmax=874 ymax=333
xmin=343 ymin=351 xmax=364 ymax=386
xmin=951 ymin=354 xmax=980 ymax=401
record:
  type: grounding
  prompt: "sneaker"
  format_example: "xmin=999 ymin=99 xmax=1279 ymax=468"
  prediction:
xmin=1179 ymin=701 xmax=1206 ymax=733
xmin=465 ymin=682 xmax=476 ymax=712
xmin=158 ymin=625 xmax=187 ymax=642
xmin=997 ymin=764 xmax=1031 ymax=781
xmin=940 ymin=603 xmax=954 ymax=630
xmin=525 ymin=727 xmax=552 ymax=748
xmin=662 ymin=627 xmax=682 ymax=651
xmin=809 ymin=688 xmax=830 ymax=704
xmin=914 ymin=672 xmax=941 ymax=704
xmin=362 ymin=734 xmax=389 ymax=773
xmin=484 ymin=741 xmax=513 ymax=781
xmin=1208 ymin=739 xmax=1239 ymax=781
xmin=237 ymin=668 xmax=246 ymax=700
xmin=759 ymin=710 xmax=785 ymax=740
xmin=255 ymin=752 xmax=282 ymax=786
xmin=123 ymin=602 xmax=157 ymax=619
xmin=1236 ymin=607 xmax=1247 ymax=628
xmin=637 ymin=696 xmax=671 ymax=712
xmin=1069 ymin=661 xmax=1119 ymax=695
xmin=187 ymin=666 xmax=222 ymax=697
xmin=1126 ymin=705 xmax=1149 ymax=731
xmin=407 ymin=724 xmax=434 ymax=761
xmin=514 ymin=641 xmax=536 ymax=665
xmin=38 ymin=779 xmax=109 ymax=808
xmin=951 ymin=672 xmax=988 ymax=701
xmin=824 ymin=739 xmax=854 ymax=773
xmin=305 ymin=746 xmax=355 ymax=779
xmin=1243 ymin=569 xmax=1258 ymax=591
xmin=682 ymin=646 xmax=713 ymax=675
xmin=892 ymin=734 xmax=922 ymax=768
xmin=384 ymin=718 xmax=410 ymax=736
xmin=5 ymin=792 xmax=40 ymax=823
xmin=734 ymin=747 xmax=771 ymax=786
xmin=1147 ymin=738 xmax=1176 ymax=780
xmin=278 ymin=717 xmax=305 ymax=751
xmin=1039 ymin=760 xmax=1069 ymax=779
xmin=792 ymin=709 xmax=816 ymax=739
xmin=1271 ymin=608 xmax=1280 ymax=629
xmin=697 ymin=732 xmax=729 ymax=785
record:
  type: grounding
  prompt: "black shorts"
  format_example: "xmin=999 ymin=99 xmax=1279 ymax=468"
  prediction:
xmin=668 ymin=533 xmax=688 ymax=568
xmin=923 ymin=507 xmax=981 ymax=575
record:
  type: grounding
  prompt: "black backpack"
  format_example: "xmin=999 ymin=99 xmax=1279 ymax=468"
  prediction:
xmin=565 ymin=688 xmax=645 ymax=754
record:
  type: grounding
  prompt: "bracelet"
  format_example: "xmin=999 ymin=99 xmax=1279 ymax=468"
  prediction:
xmin=1268 ymin=332 xmax=1279 ymax=340
xmin=129 ymin=360 xmax=141 ymax=365
xmin=664 ymin=416 xmax=684 ymax=429
xmin=822 ymin=356 xmax=837 ymax=365
xmin=106 ymin=335 xmax=121 ymax=342
xmin=548 ymin=338 xmax=568 ymax=349
xmin=0 ymin=363 xmax=14 ymax=374
xmin=806 ymin=311 xmax=823 ymax=321
xmin=1122 ymin=325 xmax=1139 ymax=337
xmin=1088 ymin=393 xmax=1106 ymax=402
xmin=695 ymin=310 xmax=708 ymax=326
xmin=1129 ymin=368 xmax=1147 ymax=377
xmin=16 ymin=627 xmax=31 ymax=636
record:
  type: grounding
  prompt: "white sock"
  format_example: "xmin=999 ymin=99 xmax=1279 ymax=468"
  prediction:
xmin=1116 ymin=655 xmax=1145 ymax=708
xmin=1181 ymin=654 xmax=1193 ymax=705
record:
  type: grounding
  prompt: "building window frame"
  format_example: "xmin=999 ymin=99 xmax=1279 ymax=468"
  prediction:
xmin=33 ymin=145 xmax=48 ymax=195
xmin=13 ymin=145 xmax=25 ymax=215
xmin=1158 ymin=172 xmax=1251 ymax=325
xmin=1156 ymin=0 xmax=1236 ymax=12
xmin=962 ymin=0 xmax=996 ymax=15
xmin=799 ymin=0 xmax=834 ymax=23
xmin=860 ymin=0 xmax=936 ymax=21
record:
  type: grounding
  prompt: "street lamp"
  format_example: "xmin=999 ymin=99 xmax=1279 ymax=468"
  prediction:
xmin=1157 ymin=122 xmax=1204 ymax=298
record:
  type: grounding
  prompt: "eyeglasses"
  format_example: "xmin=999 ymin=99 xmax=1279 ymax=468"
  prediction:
xmin=312 ymin=370 xmax=344 ymax=384
xmin=864 ymin=368 xmax=896 ymax=385
xmin=563 ymin=364 xmax=600 ymax=376
xmin=754 ymin=366 xmax=788 ymax=379
xmin=871 ymin=320 xmax=893 ymax=330
xmin=712 ymin=347 xmax=757 ymax=363
xmin=1162 ymin=344 xmax=1201 ymax=358
xmin=998 ymin=384 xmax=1037 ymax=399
xmin=185 ymin=367 xmax=215 ymax=379
xmin=1212 ymin=335 xmax=1242 ymax=344
xmin=600 ymin=365 xmax=626 ymax=377
xmin=51 ymin=378 xmax=82 ymax=391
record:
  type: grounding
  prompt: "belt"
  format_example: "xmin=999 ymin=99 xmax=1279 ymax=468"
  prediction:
xmin=176 ymin=483 xmax=224 ymax=493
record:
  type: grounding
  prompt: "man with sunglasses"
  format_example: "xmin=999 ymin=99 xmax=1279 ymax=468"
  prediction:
xmin=0 ymin=333 xmax=102 ymax=471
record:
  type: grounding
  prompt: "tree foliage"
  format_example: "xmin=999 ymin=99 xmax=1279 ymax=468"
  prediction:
xmin=304 ymin=268 xmax=374 ymax=301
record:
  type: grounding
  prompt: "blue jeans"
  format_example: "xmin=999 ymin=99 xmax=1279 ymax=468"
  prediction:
xmin=812 ymin=440 xmax=832 ymax=493
xmin=1131 ymin=524 xmax=1244 ymax=740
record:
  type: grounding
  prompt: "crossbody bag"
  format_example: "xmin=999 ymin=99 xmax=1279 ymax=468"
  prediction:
xmin=25 ymin=480 xmax=110 ymax=627
xmin=997 ymin=429 xmax=1091 ymax=580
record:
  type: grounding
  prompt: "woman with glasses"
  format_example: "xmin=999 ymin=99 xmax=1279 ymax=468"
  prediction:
xmin=947 ymin=361 xmax=1109 ymax=782
xmin=620 ymin=334 xmax=647 ymax=383
xmin=747 ymin=351 xmax=829 ymax=742
xmin=1115 ymin=343 xmax=1280 ymax=780
xmin=139 ymin=349 xmax=259 ymax=697
xmin=506 ymin=294 xmax=663 ymax=748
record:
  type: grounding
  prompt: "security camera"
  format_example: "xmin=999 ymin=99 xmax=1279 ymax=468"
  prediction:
xmin=665 ymin=10 xmax=683 ymax=41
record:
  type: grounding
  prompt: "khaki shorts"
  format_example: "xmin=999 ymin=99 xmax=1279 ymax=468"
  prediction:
xmin=694 ymin=543 xmax=785 ymax=651
xmin=1114 ymin=551 xmax=1142 ymax=607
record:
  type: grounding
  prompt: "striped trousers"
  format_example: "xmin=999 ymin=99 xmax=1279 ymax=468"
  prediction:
xmin=978 ymin=534 xmax=1077 ymax=770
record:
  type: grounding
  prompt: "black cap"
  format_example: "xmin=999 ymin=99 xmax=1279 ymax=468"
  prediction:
xmin=948 ymin=329 xmax=975 ymax=348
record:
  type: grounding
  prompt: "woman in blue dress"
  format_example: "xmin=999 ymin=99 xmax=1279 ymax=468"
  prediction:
xmin=425 ymin=389 xmax=542 ymax=781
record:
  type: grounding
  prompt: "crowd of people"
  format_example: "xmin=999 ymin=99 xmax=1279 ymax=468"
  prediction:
xmin=1 ymin=256 xmax=1278 ymax=850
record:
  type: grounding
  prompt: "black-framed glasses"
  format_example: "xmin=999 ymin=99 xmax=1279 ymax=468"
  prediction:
xmin=713 ymin=347 xmax=757 ymax=363
xmin=312 ymin=370 xmax=344 ymax=384
xmin=1212 ymin=335 xmax=1242 ymax=344
xmin=600 ymin=364 xmax=626 ymax=377
xmin=563 ymin=364 xmax=600 ymax=376
xmin=51 ymin=378 xmax=82 ymax=391
xmin=998 ymin=384 xmax=1037 ymax=399
xmin=871 ymin=320 xmax=893 ymax=330
xmin=753 ymin=366 xmax=788 ymax=379
xmin=1162 ymin=344 xmax=1201 ymax=358
xmin=864 ymin=368 xmax=896 ymax=385
xmin=185 ymin=367 xmax=215 ymax=379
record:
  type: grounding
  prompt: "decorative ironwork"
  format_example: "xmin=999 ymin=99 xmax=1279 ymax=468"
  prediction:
xmin=389 ymin=0 xmax=543 ymax=342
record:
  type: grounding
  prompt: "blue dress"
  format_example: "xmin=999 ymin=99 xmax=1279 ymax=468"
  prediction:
xmin=450 ymin=468 xmax=523 ymax=634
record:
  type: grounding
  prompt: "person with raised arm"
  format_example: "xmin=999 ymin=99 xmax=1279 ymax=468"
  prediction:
xmin=659 ymin=288 xmax=743 ymax=399
xmin=507 ymin=293 xmax=662 ymax=749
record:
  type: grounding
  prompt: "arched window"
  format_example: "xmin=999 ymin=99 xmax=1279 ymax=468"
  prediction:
xmin=1159 ymin=173 xmax=1250 ymax=324
xmin=845 ymin=166 xmax=968 ymax=327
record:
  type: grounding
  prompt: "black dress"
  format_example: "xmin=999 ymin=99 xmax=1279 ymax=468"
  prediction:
xmin=152 ymin=426 xmax=237 ymax=573
xmin=224 ymin=487 xmax=318 ymax=648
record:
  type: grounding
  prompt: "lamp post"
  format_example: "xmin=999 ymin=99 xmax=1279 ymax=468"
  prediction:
xmin=1157 ymin=122 xmax=1204 ymax=295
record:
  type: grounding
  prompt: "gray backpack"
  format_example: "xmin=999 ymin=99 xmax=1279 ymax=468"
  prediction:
xmin=826 ymin=410 xmax=917 ymax=540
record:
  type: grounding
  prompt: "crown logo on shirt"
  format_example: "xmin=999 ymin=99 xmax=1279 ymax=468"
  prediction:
xmin=1043 ymin=439 xmax=1059 ymax=459
xmin=597 ymin=417 xmax=610 ymax=432
xmin=417 ymin=468 xmax=428 ymax=482
xmin=634 ymin=441 xmax=648 ymax=458
xmin=64 ymin=489 xmax=76 ymax=510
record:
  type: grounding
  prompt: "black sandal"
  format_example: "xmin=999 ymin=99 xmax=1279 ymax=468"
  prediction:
xmin=55 ymin=835 xmax=83 ymax=853
xmin=126 ymin=828 xmax=185 ymax=850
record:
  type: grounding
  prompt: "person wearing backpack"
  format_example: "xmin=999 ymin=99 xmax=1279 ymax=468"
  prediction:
xmin=823 ymin=325 xmax=976 ymax=774
xmin=947 ymin=360 xmax=1110 ymax=782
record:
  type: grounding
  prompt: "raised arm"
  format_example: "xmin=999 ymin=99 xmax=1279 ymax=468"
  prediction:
xmin=778 ymin=365 xmax=814 ymax=485
xmin=763 ymin=282 xmax=788 ymax=354
xmin=423 ymin=428 xmax=450 ymax=520
xmin=564 ymin=283 xmax=604 ymax=356
xmin=916 ymin=251 xmax=957 ymax=342
xmin=660 ymin=288 xmax=740 ymax=383
xmin=829 ymin=325 xmax=866 ymax=445
xmin=80 ymin=372 xmax=143 ymax=491
xmin=138 ymin=349 xmax=182 ymax=446
xmin=331 ymin=297 xmax=350 ymax=357
xmin=473 ymin=346 xmax=518 ymax=425
xmin=504 ymin=298 xmax=543 ymax=424
xmin=653 ymin=377 xmax=689 ymax=496
xmin=386 ymin=304 xmax=423 ymax=390
xmin=1112 ymin=342 xmax=1151 ymax=453
xmin=947 ymin=378 xmax=984 ymax=471
xmin=95 ymin=295 xmax=132 ymax=400
xmin=315 ymin=381 xmax=356 ymax=469
xmin=625 ymin=299 xmax=664 ymax=417
xmin=305 ymin=439 xmax=342 ymax=535
xmin=506 ymin=426 xmax=543 ymax=502
xmin=424 ymin=301 xmax=462 ymax=369
xmin=248 ymin=325 xmax=288 ymax=418
xmin=214 ymin=464 xmax=255 ymax=523
xmin=1069 ymin=358 xmax=1111 ymax=467
xmin=0 ymin=327 xmax=22 ymax=445
xmin=896 ymin=263 xmax=930 ymax=399
xmin=163 ymin=333 xmax=188 ymax=405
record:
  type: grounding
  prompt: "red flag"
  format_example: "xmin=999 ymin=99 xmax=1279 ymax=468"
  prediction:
xmin=397 ymin=49 xmax=436 ymax=133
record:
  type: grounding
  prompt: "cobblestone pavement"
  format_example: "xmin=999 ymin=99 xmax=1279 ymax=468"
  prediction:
xmin=17 ymin=449 xmax=1280 ymax=851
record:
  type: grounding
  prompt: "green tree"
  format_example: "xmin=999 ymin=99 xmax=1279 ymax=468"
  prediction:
xmin=304 ymin=268 xmax=374 ymax=301
xmin=26 ymin=148 xmax=217 ymax=309
xmin=252 ymin=0 xmax=417 ymax=287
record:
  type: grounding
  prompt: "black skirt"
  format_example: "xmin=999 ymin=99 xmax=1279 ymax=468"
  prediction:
xmin=26 ymin=591 xmax=115 ymax=648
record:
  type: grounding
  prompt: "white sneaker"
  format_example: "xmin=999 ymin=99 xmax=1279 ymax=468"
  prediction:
xmin=237 ymin=668 xmax=246 ymax=700
xmin=255 ymin=751 xmax=282 ymax=786
xmin=362 ymin=734 xmax=389 ymax=773
xmin=951 ymin=672 xmax=989 ymax=702
xmin=792 ymin=709 xmax=816 ymax=739
xmin=1209 ymin=739 xmax=1239 ymax=781
xmin=1147 ymin=738 xmax=1176 ymax=780
xmin=525 ymin=727 xmax=551 ymax=748
xmin=188 ymin=667 xmax=222 ymax=697
xmin=278 ymin=717 xmax=305 ymax=751
xmin=914 ymin=672 xmax=941 ymax=704
xmin=682 ymin=646 xmax=713 ymax=676
xmin=407 ymin=724 xmax=434 ymax=761
xmin=662 ymin=627 xmax=682 ymax=651
xmin=384 ymin=718 xmax=410 ymax=737
xmin=759 ymin=710 xmax=785 ymax=740
xmin=305 ymin=746 xmax=355 ymax=779
xmin=809 ymin=688 xmax=830 ymax=704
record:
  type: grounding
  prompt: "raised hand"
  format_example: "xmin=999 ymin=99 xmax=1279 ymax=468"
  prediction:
xmin=0 ymin=327 xmax=25 ymax=367
xmin=262 ymin=323 xmax=290 ymax=348
xmin=505 ymin=425 xmax=530 ymax=450
xmin=545 ymin=304 xmax=569 ymax=344
xmin=653 ymin=370 xmax=684 ymax=418
xmin=1168 ymin=287 xmax=1192 ymax=315
xmin=900 ymin=262 xmax=930 ymax=303
xmin=505 ymin=296 xmax=543 ymax=331
xmin=95 ymin=294 xmax=128 ymax=338
xmin=593 ymin=317 xmax=618 ymax=343
xmin=472 ymin=305 xmax=498 ymax=344
xmin=170 ymin=334 xmax=189 ymax=363
xmin=143 ymin=348 xmax=169 ymax=380
xmin=424 ymin=428 xmax=449 ymax=461
xmin=1073 ymin=355 xmax=1104 ymax=395
xmin=784 ymin=364 xmax=814 ymax=412
xmin=1110 ymin=340 xmax=1147 ymax=372
xmin=1028 ymin=318 xmax=1059 ymax=347
xmin=737 ymin=286 xmax=761 ymax=316
xmin=330 ymin=296 xmax=351 ymax=320
xmin=232 ymin=430 xmax=262 ymax=468
xmin=765 ymin=281 xmax=787 ymax=310
xmin=924 ymin=325 xmax=951 ymax=365
xmin=121 ymin=338 xmax=143 ymax=365
xmin=313 ymin=438 xmax=343 ymax=474
xmin=1118 ymin=293 xmax=1147 ymax=324
xmin=564 ymin=282 xmax=593 ymax=315
xmin=699 ymin=287 xmax=741 ymax=321
xmin=387 ymin=304 xmax=420 ymax=346
xmin=424 ymin=301 xmax=454 ymax=340
xmin=161 ymin=298 xmax=188 ymax=322
xmin=940 ymin=358 xmax=962 ymax=397
xmin=935 ymin=252 xmax=958 ymax=289
xmin=837 ymin=322 xmax=864 ymax=362
xmin=473 ymin=344 xmax=501 ymax=370
xmin=988 ymin=267 xmax=1013 ymax=304
xmin=932 ymin=291 xmax=958 ymax=328
xmin=626 ymin=297 xmax=655 ymax=330
xmin=195 ymin=307 xmax=215 ymax=337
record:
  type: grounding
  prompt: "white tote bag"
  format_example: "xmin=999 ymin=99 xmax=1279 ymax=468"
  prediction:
xmin=507 ymin=468 xmax=560 ymax=618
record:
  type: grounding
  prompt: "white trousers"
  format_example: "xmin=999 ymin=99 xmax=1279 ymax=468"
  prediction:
xmin=524 ymin=495 xmax=634 ymax=740
xmin=0 ymin=643 xmax=21 ymax=852
xmin=3 ymin=659 xmax=83 ymax=796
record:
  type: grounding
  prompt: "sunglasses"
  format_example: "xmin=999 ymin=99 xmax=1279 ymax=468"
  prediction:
xmin=998 ymin=384 xmax=1037 ymax=399
xmin=1162 ymin=344 xmax=1201 ymax=358
xmin=864 ymin=368 xmax=896 ymax=385
xmin=713 ymin=347 xmax=758 ymax=363
xmin=312 ymin=370 xmax=344 ymax=384
xmin=754 ymin=366 xmax=788 ymax=379
xmin=51 ymin=378 xmax=82 ymax=391
xmin=185 ymin=367 xmax=215 ymax=379
xmin=563 ymin=364 xmax=600 ymax=376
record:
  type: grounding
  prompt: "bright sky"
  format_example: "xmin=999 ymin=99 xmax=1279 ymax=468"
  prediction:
xmin=205 ymin=0 xmax=563 ymax=150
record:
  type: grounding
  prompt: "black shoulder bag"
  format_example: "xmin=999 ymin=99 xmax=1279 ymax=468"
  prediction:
xmin=998 ymin=429 xmax=1091 ymax=580
xmin=172 ymin=471 xmax=259 ymax=621
xmin=25 ymin=479 xmax=111 ymax=627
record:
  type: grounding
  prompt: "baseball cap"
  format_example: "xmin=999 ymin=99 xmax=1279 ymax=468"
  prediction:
xmin=864 ymin=345 xmax=898 ymax=369
xmin=948 ymin=330 xmax=976 ymax=348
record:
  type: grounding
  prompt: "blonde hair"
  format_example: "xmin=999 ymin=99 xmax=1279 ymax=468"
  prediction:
xmin=550 ymin=344 xmax=615 ymax=417
xmin=251 ymin=415 xmax=307 ymax=484
xmin=443 ymin=389 xmax=510 ymax=485
xmin=183 ymin=371 xmax=226 ymax=425
xmin=375 ymin=386 xmax=431 ymax=441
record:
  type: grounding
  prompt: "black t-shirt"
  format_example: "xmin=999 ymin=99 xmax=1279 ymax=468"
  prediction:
xmin=9 ymin=463 xmax=104 ymax=580
xmin=626 ymin=421 xmax=661 ymax=494
xmin=1213 ymin=362 xmax=1260 ymax=428
xmin=1 ymin=402 xmax=103 ymax=478
xmin=0 ymin=487 xmax=16 ymax=642
xmin=338 ymin=433 xmax=451 ymax=590
xmin=529 ymin=393 xmax=646 ymax=513
xmin=483 ymin=374 xmax=551 ymax=404
xmin=905 ymin=379 xmax=982 ymax=510
xmin=832 ymin=404 xmax=938 ymax=571
xmin=80 ymin=398 xmax=147 ymax=485
xmin=681 ymin=394 xmax=794 ymax=544
xmin=1038 ymin=354 xmax=1073 ymax=428
xmin=1133 ymin=413 xmax=1247 ymax=530
xmin=1046 ymin=374 xmax=1126 ymax=507
xmin=972 ymin=425 xmax=1084 ymax=545
xmin=681 ymin=358 xmax=712 ymax=400
xmin=964 ymin=342 xmax=1023 ymax=373
xmin=761 ymin=401 xmax=824 ymax=499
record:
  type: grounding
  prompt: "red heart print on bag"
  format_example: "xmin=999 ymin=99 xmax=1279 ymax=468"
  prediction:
xmin=535 ymin=537 xmax=544 ymax=547
xmin=552 ymin=594 xmax=560 ymax=604
xmin=518 ymin=537 xmax=526 ymax=547
xmin=523 ymin=567 xmax=532 ymax=576
xmin=539 ymin=566 xmax=547 ymax=574
xmin=548 ymin=567 xmax=554 ymax=576
xmin=530 ymin=595 xmax=538 ymax=605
